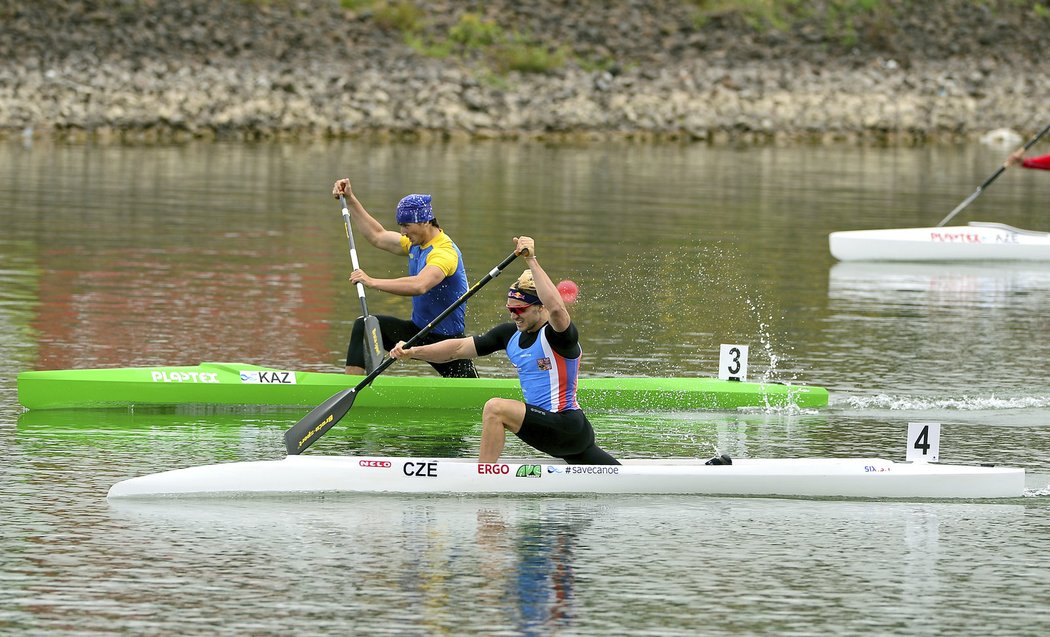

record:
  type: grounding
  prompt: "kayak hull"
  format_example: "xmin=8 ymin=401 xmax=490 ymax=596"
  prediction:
xmin=17 ymin=362 xmax=828 ymax=411
xmin=829 ymin=222 xmax=1050 ymax=262
xmin=107 ymin=455 xmax=1025 ymax=500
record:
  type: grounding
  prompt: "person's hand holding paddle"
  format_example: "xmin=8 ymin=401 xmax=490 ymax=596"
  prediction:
xmin=332 ymin=177 xmax=354 ymax=199
xmin=937 ymin=122 xmax=1050 ymax=226
xmin=513 ymin=235 xmax=535 ymax=259
xmin=349 ymin=268 xmax=377 ymax=289
xmin=511 ymin=235 xmax=579 ymax=304
xmin=334 ymin=185 xmax=384 ymax=373
xmin=389 ymin=340 xmax=414 ymax=361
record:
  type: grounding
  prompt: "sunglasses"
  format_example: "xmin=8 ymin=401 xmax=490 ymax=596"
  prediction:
xmin=505 ymin=304 xmax=534 ymax=316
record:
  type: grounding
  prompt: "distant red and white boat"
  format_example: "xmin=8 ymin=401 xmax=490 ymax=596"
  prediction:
xmin=829 ymin=222 xmax=1050 ymax=262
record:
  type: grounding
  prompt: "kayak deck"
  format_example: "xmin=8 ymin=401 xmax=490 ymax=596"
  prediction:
xmin=106 ymin=455 xmax=1025 ymax=500
xmin=18 ymin=362 xmax=828 ymax=411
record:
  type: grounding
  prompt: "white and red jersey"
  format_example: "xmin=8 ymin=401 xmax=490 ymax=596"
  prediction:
xmin=506 ymin=326 xmax=581 ymax=412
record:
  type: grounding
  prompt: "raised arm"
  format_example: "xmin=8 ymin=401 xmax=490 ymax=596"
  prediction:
xmin=515 ymin=236 xmax=570 ymax=332
xmin=332 ymin=178 xmax=404 ymax=253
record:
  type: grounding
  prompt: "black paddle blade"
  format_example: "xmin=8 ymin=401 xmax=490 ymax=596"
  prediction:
xmin=363 ymin=315 xmax=384 ymax=373
xmin=284 ymin=387 xmax=359 ymax=455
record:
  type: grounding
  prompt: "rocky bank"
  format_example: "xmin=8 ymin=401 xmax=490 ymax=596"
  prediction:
xmin=0 ymin=0 xmax=1046 ymax=144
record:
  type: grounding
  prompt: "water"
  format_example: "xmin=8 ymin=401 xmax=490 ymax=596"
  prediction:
xmin=2 ymin=140 xmax=1049 ymax=635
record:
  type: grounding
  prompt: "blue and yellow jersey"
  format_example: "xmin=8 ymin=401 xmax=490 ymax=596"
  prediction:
xmin=399 ymin=231 xmax=468 ymax=335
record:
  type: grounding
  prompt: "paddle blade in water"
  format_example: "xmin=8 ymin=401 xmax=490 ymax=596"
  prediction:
xmin=363 ymin=315 xmax=384 ymax=373
xmin=284 ymin=387 xmax=359 ymax=455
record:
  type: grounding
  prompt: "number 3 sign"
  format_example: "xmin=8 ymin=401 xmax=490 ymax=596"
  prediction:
xmin=718 ymin=344 xmax=749 ymax=381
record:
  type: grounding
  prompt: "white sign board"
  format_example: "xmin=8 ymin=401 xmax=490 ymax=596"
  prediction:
xmin=906 ymin=422 xmax=941 ymax=464
xmin=718 ymin=344 xmax=749 ymax=381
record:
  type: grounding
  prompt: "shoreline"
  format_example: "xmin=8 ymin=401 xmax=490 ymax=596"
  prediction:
xmin=4 ymin=56 xmax=1043 ymax=146
xmin=2 ymin=2 xmax=1045 ymax=146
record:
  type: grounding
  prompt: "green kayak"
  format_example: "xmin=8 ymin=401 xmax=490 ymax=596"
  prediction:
xmin=16 ymin=362 xmax=828 ymax=411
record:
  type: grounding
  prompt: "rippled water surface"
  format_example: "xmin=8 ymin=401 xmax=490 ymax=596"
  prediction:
xmin=2 ymin=140 xmax=1049 ymax=635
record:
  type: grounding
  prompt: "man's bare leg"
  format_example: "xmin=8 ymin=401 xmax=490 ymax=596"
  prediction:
xmin=479 ymin=398 xmax=525 ymax=462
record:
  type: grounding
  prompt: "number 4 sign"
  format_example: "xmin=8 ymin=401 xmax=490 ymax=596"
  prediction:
xmin=906 ymin=422 xmax=941 ymax=463
xmin=718 ymin=344 xmax=749 ymax=381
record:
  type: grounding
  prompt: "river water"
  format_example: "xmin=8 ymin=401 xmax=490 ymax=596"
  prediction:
xmin=2 ymin=140 xmax=1049 ymax=635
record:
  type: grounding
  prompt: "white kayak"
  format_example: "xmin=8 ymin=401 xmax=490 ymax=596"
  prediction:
xmin=107 ymin=455 xmax=1025 ymax=500
xmin=829 ymin=222 xmax=1050 ymax=262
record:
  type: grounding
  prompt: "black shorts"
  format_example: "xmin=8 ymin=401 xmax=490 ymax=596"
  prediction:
xmin=517 ymin=406 xmax=619 ymax=465
xmin=346 ymin=315 xmax=478 ymax=378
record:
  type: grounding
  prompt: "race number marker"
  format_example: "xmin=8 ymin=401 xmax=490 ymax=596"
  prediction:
xmin=906 ymin=422 xmax=940 ymax=464
xmin=718 ymin=344 xmax=749 ymax=381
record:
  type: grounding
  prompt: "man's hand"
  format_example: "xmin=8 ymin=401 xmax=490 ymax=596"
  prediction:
xmin=389 ymin=340 xmax=412 ymax=360
xmin=513 ymin=235 xmax=535 ymax=258
xmin=332 ymin=177 xmax=352 ymax=199
xmin=349 ymin=269 xmax=375 ymax=288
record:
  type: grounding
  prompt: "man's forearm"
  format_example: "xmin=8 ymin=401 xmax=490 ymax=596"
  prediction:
xmin=405 ymin=338 xmax=471 ymax=363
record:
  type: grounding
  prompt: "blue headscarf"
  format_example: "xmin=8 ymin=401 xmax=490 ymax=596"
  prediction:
xmin=395 ymin=194 xmax=434 ymax=224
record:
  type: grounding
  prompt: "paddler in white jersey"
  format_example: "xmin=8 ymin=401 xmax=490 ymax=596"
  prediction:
xmin=390 ymin=236 xmax=619 ymax=465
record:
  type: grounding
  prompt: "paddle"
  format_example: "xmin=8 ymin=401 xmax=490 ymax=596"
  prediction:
xmin=284 ymin=249 xmax=520 ymax=455
xmin=339 ymin=195 xmax=384 ymax=373
xmin=936 ymin=122 xmax=1050 ymax=227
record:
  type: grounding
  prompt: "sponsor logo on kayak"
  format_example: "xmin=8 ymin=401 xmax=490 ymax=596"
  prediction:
xmin=239 ymin=371 xmax=296 ymax=384
xmin=927 ymin=231 xmax=1020 ymax=244
xmin=929 ymin=231 xmax=981 ymax=243
xmin=516 ymin=465 xmax=541 ymax=478
xmin=564 ymin=466 xmax=620 ymax=475
xmin=403 ymin=461 xmax=437 ymax=477
xmin=360 ymin=460 xmax=392 ymax=468
xmin=478 ymin=463 xmax=509 ymax=475
xmin=298 ymin=414 xmax=333 ymax=449
xmin=151 ymin=371 xmax=220 ymax=383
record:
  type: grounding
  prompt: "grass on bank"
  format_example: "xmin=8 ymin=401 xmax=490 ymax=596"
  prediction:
xmin=337 ymin=0 xmax=1050 ymax=71
xmin=339 ymin=1 xmax=577 ymax=74
xmin=692 ymin=0 xmax=885 ymax=47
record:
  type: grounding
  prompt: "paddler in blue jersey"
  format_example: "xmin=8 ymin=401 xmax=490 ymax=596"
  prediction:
xmin=390 ymin=236 xmax=619 ymax=465
xmin=332 ymin=178 xmax=477 ymax=378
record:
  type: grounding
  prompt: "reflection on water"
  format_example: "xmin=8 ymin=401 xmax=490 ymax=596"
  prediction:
xmin=94 ymin=495 xmax=1042 ymax=636
xmin=16 ymin=405 xmax=1050 ymax=476
xmin=95 ymin=496 xmax=594 ymax=635
xmin=4 ymin=141 xmax=1050 ymax=635
xmin=829 ymin=261 xmax=1050 ymax=308
xmin=475 ymin=503 xmax=588 ymax=636
xmin=825 ymin=261 xmax=1050 ymax=406
xmin=14 ymin=406 xmax=828 ymax=462
xmin=4 ymin=141 xmax=1043 ymax=382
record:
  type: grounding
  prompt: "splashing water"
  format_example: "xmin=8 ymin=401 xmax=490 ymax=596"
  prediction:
xmin=591 ymin=242 xmax=807 ymax=385
xmin=842 ymin=393 xmax=1050 ymax=411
